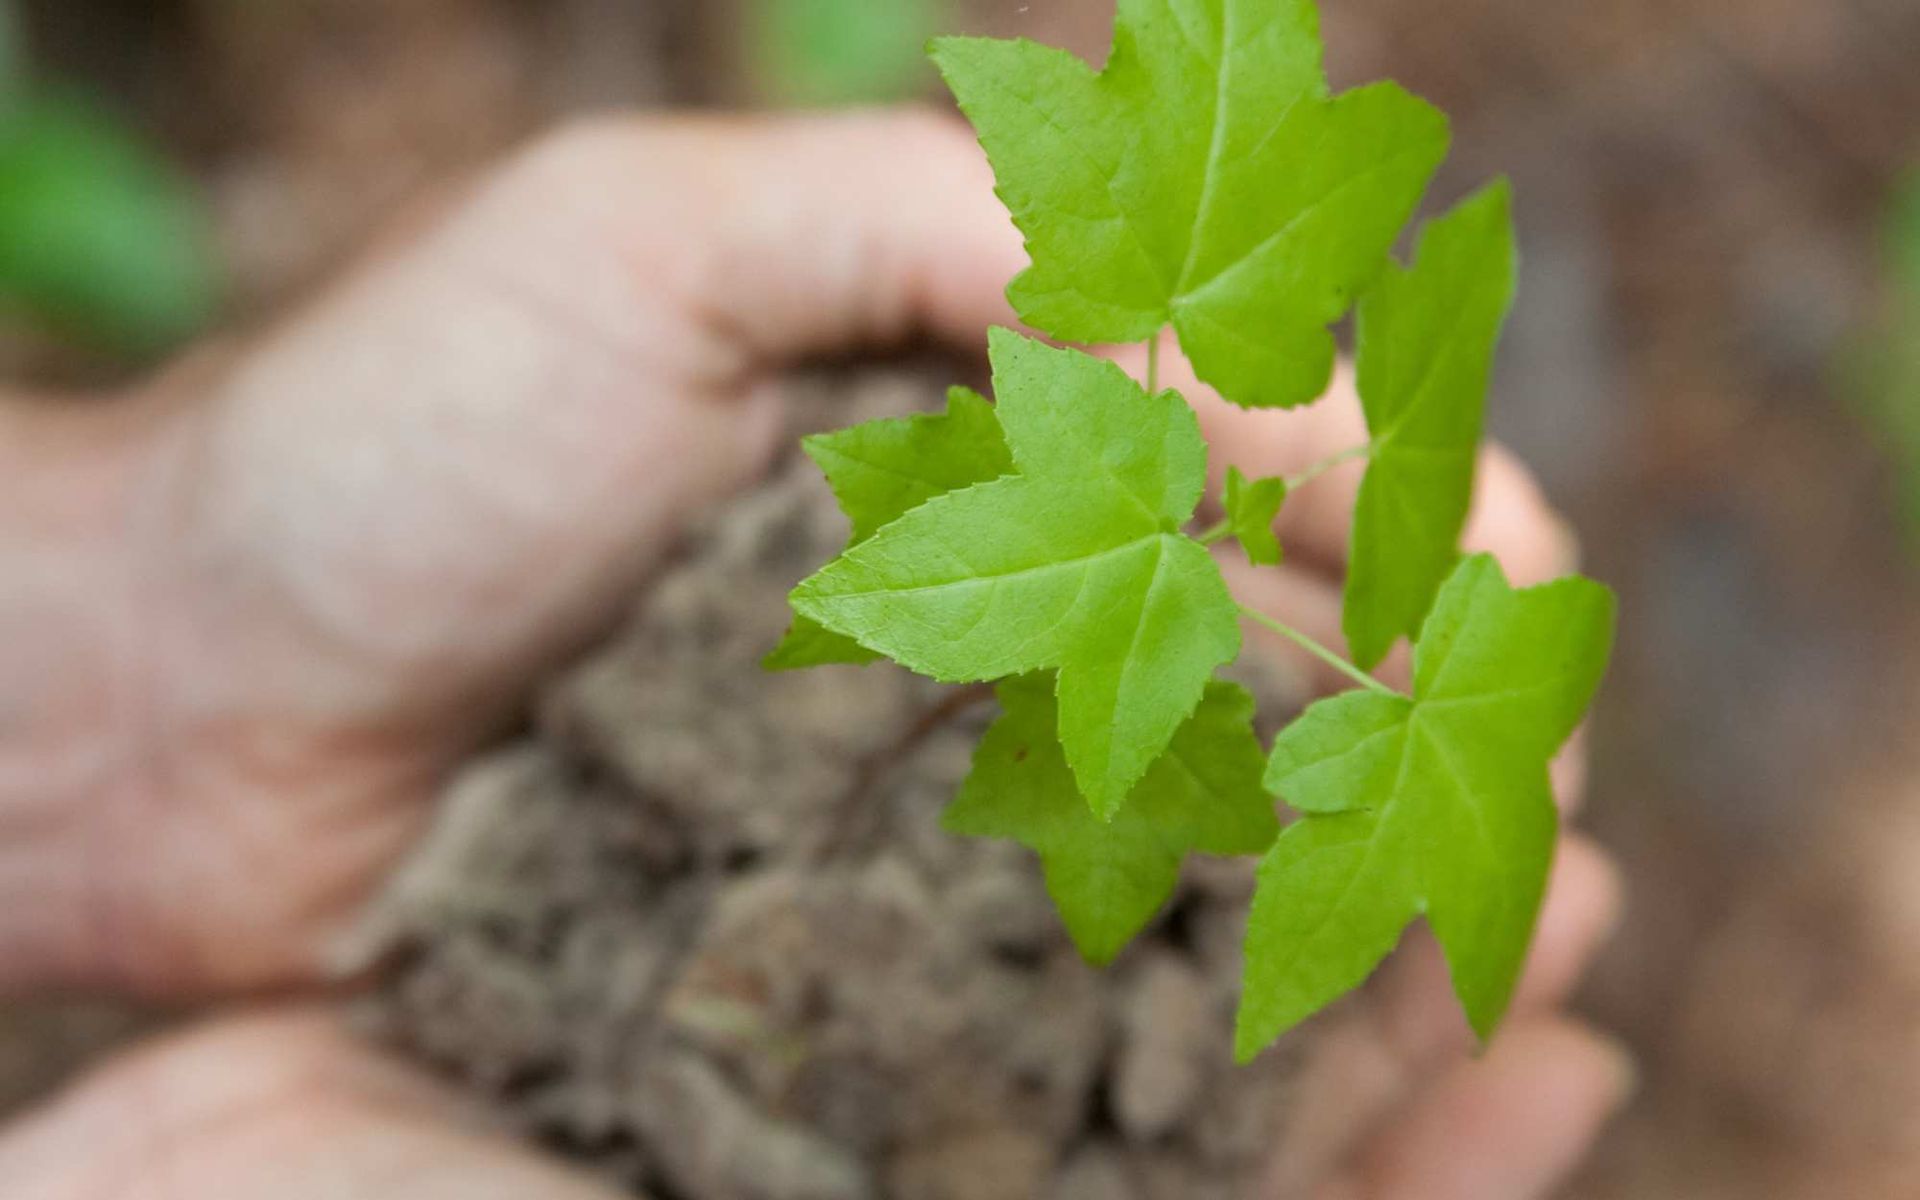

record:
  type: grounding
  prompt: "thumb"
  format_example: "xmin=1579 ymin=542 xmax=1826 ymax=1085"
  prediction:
xmin=168 ymin=111 xmax=1024 ymax=719
xmin=0 ymin=1009 xmax=630 ymax=1200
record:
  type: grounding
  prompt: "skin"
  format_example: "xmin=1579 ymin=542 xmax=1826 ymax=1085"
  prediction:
xmin=0 ymin=111 xmax=1633 ymax=1199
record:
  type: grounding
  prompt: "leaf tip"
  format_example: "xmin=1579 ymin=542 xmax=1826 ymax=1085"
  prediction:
xmin=1457 ymin=971 xmax=1519 ymax=1045
xmin=759 ymin=646 xmax=796 ymax=673
xmin=1083 ymin=784 xmax=1126 ymax=825
xmin=1070 ymin=930 xmax=1125 ymax=969
xmin=923 ymin=33 xmax=974 ymax=70
xmin=1466 ymin=1006 xmax=1505 ymax=1046
xmin=1232 ymin=1004 xmax=1285 ymax=1066
xmin=984 ymin=324 xmax=1043 ymax=376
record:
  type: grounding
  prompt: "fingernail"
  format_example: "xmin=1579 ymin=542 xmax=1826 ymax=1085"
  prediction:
xmin=1554 ymin=517 xmax=1584 ymax=576
xmin=1597 ymin=1034 xmax=1639 ymax=1107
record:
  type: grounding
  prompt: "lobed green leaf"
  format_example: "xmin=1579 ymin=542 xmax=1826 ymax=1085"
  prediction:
xmin=947 ymin=674 xmax=1278 ymax=964
xmin=766 ymin=387 xmax=1012 ymax=670
xmin=764 ymin=0 xmax=1621 ymax=1064
xmin=792 ymin=330 xmax=1241 ymax=816
xmin=1343 ymin=181 xmax=1519 ymax=669
xmin=1236 ymin=554 xmax=1615 ymax=1061
xmin=1223 ymin=465 xmax=1287 ymax=566
xmin=933 ymin=0 xmax=1448 ymax=410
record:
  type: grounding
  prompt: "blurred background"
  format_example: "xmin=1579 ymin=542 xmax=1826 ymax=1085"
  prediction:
xmin=1 ymin=0 xmax=1917 ymax=1195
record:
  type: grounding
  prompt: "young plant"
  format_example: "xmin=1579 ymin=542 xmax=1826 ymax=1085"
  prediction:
xmin=769 ymin=0 xmax=1616 ymax=1062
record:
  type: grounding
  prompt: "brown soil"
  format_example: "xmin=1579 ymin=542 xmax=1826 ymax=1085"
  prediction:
xmin=351 ymin=369 xmax=1314 ymax=1200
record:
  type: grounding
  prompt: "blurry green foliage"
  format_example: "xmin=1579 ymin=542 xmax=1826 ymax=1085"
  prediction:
xmin=1848 ymin=169 xmax=1920 ymax=552
xmin=751 ymin=0 xmax=942 ymax=106
xmin=0 ymin=3 xmax=220 ymax=359
xmin=1889 ymin=169 xmax=1920 ymax=291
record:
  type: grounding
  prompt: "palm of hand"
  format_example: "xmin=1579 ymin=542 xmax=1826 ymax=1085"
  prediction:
xmin=0 ymin=114 xmax=1627 ymax=1199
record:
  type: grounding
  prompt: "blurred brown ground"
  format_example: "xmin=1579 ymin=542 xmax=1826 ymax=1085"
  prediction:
xmin=6 ymin=0 xmax=1920 ymax=1195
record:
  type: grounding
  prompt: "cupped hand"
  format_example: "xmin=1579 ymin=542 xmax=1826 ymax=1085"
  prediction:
xmin=0 ymin=111 xmax=1628 ymax=1199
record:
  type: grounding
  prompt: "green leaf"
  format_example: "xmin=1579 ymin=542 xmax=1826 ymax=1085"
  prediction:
xmin=766 ymin=387 xmax=1012 ymax=669
xmin=762 ymin=618 xmax=881 ymax=670
xmin=751 ymin=0 xmax=940 ymax=106
xmin=932 ymin=0 xmax=1448 ymax=410
xmin=1343 ymin=182 xmax=1518 ymax=669
xmin=1236 ymin=554 xmax=1614 ymax=1061
xmin=947 ymin=674 xmax=1278 ymax=963
xmin=1223 ymin=465 xmax=1286 ymax=565
xmin=0 ymin=95 xmax=220 ymax=355
xmin=793 ymin=329 xmax=1241 ymax=815
xmin=806 ymin=386 xmax=1012 ymax=543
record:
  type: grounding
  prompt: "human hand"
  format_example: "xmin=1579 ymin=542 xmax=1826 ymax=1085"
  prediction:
xmin=0 ymin=111 xmax=1629 ymax=1198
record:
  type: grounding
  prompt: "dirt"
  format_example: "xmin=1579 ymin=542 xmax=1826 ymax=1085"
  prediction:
xmin=351 ymin=369 xmax=1313 ymax=1200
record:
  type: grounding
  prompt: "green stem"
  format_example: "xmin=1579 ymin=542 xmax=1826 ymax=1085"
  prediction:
xmin=1194 ymin=519 xmax=1231 ymax=546
xmin=1236 ymin=604 xmax=1400 ymax=697
xmin=1286 ymin=442 xmax=1373 ymax=491
xmin=1146 ymin=334 xmax=1162 ymax=395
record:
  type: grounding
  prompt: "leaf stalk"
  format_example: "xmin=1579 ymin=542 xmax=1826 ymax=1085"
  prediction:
xmin=1285 ymin=442 xmax=1373 ymax=491
xmin=1194 ymin=519 xmax=1232 ymax=546
xmin=1235 ymin=604 xmax=1401 ymax=697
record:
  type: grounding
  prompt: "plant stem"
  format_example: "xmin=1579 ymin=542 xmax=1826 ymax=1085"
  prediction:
xmin=1286 ymin=442 xmax=1373 ymax=491
xmin=1146 ymin=334 xmax=1161 ymax=395
xmin=1236 ymin=604 xmax=1401 ymax=697
xmin=1194 ymin=519 xmax=1231 ymax=546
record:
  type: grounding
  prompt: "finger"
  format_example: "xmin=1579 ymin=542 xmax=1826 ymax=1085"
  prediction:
xmin=1460 ymin=443 xmax=1580 ymax=584
xmin=1260 ymin=837 xmax=1621 ymax=1195
xmin=1375 ymin=836 xmax=1624 ymax=1073
xmin=1321 ymin=1017 xmax=1635 ymax=1200
xmin=1267 ymin=837 xmax=1628 ymax=1190
xmin=591 ymin=111 xmax=1026 ymax=369
xmin=1506 ymin=836 xmax=1625 ymax=1013
xmin=178 ymin=112 xmax=1026 ymax=718
xmin=1551 ymin=728 xmax=1591 ymax=816
xmin=1106 ymin=340 xmax=1368 ymax=568
xmin=0 ymin=1009 xmax=625 ymax=1200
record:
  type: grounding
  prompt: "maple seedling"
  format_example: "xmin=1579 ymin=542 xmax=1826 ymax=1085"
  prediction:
xmin=769 ymin=0 xmax=1616 ymax=1063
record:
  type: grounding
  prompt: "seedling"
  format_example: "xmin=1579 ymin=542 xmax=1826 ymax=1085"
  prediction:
xmin=770 ymin=0 xmax=1615 ymax=1061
